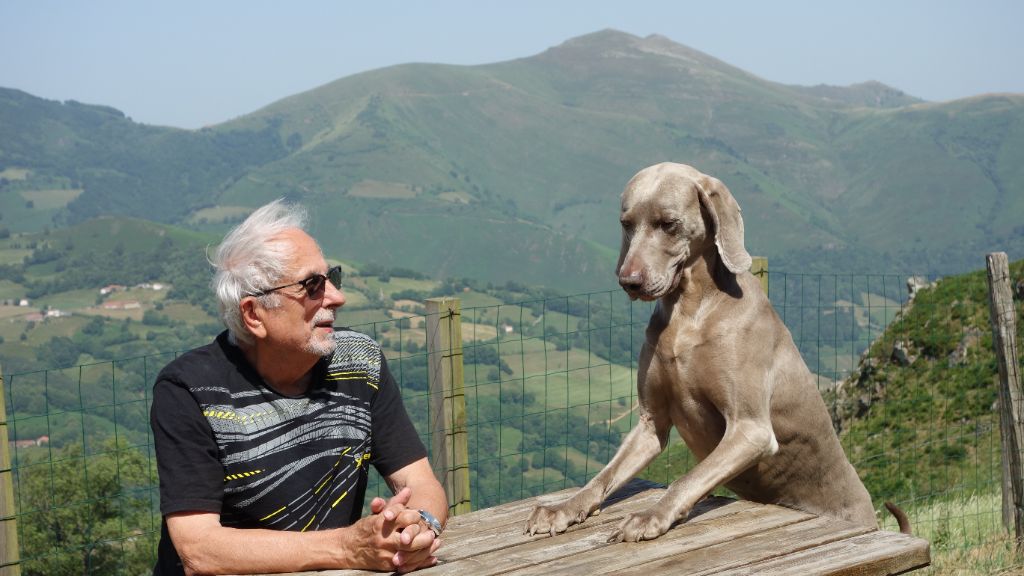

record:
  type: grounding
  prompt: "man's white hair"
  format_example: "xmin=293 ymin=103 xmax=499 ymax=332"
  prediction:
xmin=211 ymin=199 xmax=308 ymax=345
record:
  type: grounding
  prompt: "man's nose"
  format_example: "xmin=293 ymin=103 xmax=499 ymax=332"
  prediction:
xmin=324 ymin=278 xmax=346 ymax=308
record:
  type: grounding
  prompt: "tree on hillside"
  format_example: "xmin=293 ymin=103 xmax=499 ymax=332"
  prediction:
xmin=17 ymin=441 xmax=156 ymax=575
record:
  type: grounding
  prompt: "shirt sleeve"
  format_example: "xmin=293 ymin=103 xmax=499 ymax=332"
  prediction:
xmin=151 ymin=377 xmax=225 ymax=516
xmin=370 ymin=353 xmax=428 ymax=477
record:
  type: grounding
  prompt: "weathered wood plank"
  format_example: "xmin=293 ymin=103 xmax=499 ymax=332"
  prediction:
xmin=605 ymin=515 xmax=874 ymax=576
xmin=0 ymin=367 xmax=20 ymax=576
xmin=713 ymin=531 xmax=931 ymax=575
xmin=428 ymin=497 xmax=762 ymax=575
xmin=286 ymin=494 xmax=750 ymax=576
xmin=500 ymin=501 xmax=813 ymax=575
xmin=443 ymin=479 xmax=664 ymax=540
xmin=425 ymin=298 xmax=471 ymax=516
xmin=988 ymin=252 xmax=1024 ymax=547
xmin=443 ymin=489 xmax=671 ymax=552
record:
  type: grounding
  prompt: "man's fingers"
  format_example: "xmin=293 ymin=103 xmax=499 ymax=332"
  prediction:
xmin=392 ymin=538 xmax=441 ymax=572
xmin=396 ymin=555 xmax=437 ymax=573
xmin=382 ymin=507 xmax=422 ymax=541
xmin=380 ymin=487 xmax=413 ymax=522
xmin=369 ymin=496 xmax=387 ymax=515
xmin=386 ymin=508 xmax=422 ymax=534
xmin=399 ymin=522 xmax=420 ymax=545
xmin=388 ymin=486 xmax=412 ymax=506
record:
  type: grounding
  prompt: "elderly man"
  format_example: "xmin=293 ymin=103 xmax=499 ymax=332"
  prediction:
xmin=150 ymin=200 xmax=447 ymax=575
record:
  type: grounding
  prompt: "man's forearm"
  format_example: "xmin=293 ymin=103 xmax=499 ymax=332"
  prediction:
xmin=168 ymin=489 xmax=434 ymax=575
xmin=170 ymin=521 xmax=350 ymax=575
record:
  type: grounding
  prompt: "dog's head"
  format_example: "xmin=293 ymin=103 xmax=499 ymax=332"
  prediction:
xmin=616 ymin=163 xmax=751 ymax=301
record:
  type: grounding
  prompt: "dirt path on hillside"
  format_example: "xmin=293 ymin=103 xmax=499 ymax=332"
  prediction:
xmin=604 ymin=400 xmax=640 ymax=425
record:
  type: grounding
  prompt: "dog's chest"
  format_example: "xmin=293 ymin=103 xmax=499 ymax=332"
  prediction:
xmin=649 ymin=315 xmax=726 ymax=453
xmin=651 ymin=313 xmax=707 ymax=376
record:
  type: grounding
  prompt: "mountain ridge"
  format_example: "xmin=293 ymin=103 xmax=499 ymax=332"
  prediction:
xmin=1 ymin=29 xmax=1021 ymax=291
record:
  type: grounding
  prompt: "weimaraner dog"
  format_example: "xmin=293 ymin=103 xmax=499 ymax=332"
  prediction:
xmin=526 ymin=162 xmax=901 ymax=543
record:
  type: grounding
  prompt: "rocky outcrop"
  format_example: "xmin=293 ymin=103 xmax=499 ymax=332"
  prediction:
xmin=831 ymin=276 xmax=940 ymax=431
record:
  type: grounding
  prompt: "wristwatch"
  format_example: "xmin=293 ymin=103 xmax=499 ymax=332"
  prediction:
xmin=418 ymin=509 xmax=443 ymax=537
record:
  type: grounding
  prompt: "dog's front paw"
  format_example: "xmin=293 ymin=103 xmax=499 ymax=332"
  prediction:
xmin=525 ymin=498 xmax=592 ymax=537
xmin=607 ymin=507 xmax=674 ymax=543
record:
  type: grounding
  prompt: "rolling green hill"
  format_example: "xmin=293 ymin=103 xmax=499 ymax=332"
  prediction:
xmin=2 ymin=29 xmax=1022 ymax=292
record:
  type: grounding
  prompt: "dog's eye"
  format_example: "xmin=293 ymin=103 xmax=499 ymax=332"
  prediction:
xmin=620 ymin=220 xmax=634 ymax=233
xmin=658 ymin=220 xmax=679 ymax=233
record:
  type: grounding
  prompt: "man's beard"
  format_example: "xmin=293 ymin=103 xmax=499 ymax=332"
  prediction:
xmin=303 ymin=309 xmax=337 ymax=357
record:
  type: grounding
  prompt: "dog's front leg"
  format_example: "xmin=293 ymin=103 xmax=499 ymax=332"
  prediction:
xmin=610 ymin=417 xmax=778 ymax=542
xmin=525 ymin=411 xmax=668 ymax=536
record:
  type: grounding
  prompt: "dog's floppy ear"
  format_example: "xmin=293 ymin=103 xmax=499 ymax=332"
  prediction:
xmin=695 ymin=175 xmax=752 ymax=274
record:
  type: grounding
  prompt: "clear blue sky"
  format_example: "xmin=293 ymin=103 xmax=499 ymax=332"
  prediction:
xmin=2 ymin=0 xmax=1021 ymax=129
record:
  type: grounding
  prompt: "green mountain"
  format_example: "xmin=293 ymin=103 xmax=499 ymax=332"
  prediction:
xmin=2 ymin=30 xmax=1022 ymax=291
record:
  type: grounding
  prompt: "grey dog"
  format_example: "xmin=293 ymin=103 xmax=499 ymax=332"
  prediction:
xmin=526 ymin=162 xmax=899 ymax=543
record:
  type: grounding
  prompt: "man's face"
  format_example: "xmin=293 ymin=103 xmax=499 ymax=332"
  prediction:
xmin=256 ymin=228 xmax=346 ymax=359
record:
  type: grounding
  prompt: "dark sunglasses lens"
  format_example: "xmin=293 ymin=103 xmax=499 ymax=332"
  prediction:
xmin=327 ymin=266 xmax=344 ymax=288
xmin=302 ymin=267 xmax=342 ymax=299
xmin=304 ymin=274 xmax=328 ymax=298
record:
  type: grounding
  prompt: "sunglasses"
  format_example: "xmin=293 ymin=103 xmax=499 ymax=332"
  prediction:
xmin=248 ymin=265 xmax=344 ymax=299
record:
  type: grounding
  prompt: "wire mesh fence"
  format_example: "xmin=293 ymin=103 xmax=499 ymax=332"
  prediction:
xmin=0 ymin=270 xmax=1016 ymax=573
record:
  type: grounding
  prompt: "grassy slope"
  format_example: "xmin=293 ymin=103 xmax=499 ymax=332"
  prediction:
xmin=831 ymin=259 xmax=1023 ymax=504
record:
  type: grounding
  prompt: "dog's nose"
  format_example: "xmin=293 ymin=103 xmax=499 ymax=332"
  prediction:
xmin=618 ymin=270 xmax=644 ymax=289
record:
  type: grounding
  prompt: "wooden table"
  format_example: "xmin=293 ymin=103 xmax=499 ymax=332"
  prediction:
xmin=271 ymin=481 xmax=930 ymax=575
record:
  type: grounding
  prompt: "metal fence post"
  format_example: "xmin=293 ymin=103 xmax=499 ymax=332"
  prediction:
xmin=987 ymin=252 xmax=1024 ymax=549
xmin=0 ymin=365 xmax=21 ymax=575
xmin=425 ymin=298 xmax=471 ymax=516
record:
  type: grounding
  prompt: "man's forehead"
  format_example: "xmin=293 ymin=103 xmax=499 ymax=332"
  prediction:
xmin=273 ymin=228 xmax=325 ymax=271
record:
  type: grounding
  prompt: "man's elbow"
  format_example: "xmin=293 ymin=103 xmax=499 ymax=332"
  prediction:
xmin=167 ymin=518 xmax=224 ymax=576
xmin=176 ymin=543 xmax=221 ymax=576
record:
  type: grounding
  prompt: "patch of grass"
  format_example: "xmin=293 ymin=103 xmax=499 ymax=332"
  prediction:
xmin=161 ymin=302 xmax=215 ymax=324
xmin=0 ymin=245 xmax=32 ymax=266
xmin=348 ymin=180 xmax=416 ymax=199
xmin=884 ymin=491 xmax=1023 ymax=575
xmin=18 ymin=188 xmax=83 ymax=210
xmin=187 ymin=205 xmax=253 ymax=224
xmin=0 ymin=167 xmax=30 ymax=180
xmin=36 ymin=288 xmax=100 ymax=310
xmin=0 ymin=280 xmax=26 ymax=300
xmin=17 ymin=315 xmax=88 ymax=340
xmin=339 ymin=289 xmax=371 ymax=309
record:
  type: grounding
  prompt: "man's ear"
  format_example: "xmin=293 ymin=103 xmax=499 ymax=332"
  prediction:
xmin=240 ymin=297 xmax=267 ymax=340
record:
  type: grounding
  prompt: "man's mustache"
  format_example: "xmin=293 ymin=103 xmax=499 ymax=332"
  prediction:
xmin=312 ymin=309 xmax=335 ymax=325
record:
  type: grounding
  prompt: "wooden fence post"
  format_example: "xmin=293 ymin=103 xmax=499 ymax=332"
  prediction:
xmin=425 ymin=298 xmax=471 ymax=516
xmin=751 ymin=257 xmax=769 ymax=294
xmin=987 ymin=252 xmax=1024 ymax=549
xmin=0 ymin=365 xmax=21 ymax=575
